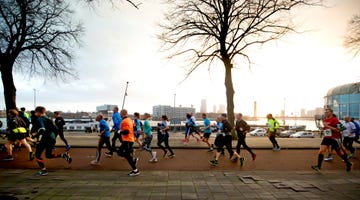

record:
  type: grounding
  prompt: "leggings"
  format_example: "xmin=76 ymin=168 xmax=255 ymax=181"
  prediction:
xmin=157 ymin=132 xmax=174 ymax=155
xmin=95 ymin=136 xmax=112 ymax=162
xmin=35 ymin=139 xmax=61 ymax=169
xmin=236 ymin=132 xmax=255 ymax=156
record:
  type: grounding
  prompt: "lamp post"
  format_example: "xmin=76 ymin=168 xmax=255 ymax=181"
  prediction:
xmin=173 ymin=93 xmax=176 ymax=132
xmin=33 ymin=89 xmax=36 ymax=109
xmin=121 ymin=81 xmax=129 ymax=110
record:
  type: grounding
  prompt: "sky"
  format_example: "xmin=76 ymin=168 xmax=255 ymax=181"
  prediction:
xmin=1 ymin=0 xmax=360 ymax=117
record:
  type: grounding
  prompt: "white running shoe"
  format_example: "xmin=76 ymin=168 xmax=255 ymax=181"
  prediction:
xmin=90 ymin=160 xmax=100 ymax=165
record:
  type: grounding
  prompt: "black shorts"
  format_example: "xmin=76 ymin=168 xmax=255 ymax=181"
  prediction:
xmin=203 ymin=132 xmax=211 ymax=139
xmin=321 ymin=137 xmax=333 ymax=146
xmin=7 ymin=133 xmax=26 ymax=142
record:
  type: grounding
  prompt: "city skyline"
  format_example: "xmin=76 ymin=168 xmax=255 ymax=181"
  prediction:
xmin=1 ymin=0 xmax=360 ymax=117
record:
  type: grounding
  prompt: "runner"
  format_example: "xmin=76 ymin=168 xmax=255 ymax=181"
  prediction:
xmin=90 ymin=114 xmax=112 ymax=165
xmin=201 ymin=113 xmax=213 ymax=152
xmin=133 ymin=112 xmax=143 ymax=148
xmin=105 ymin=106 xmax=122 ymax=157
xmin=210 ymin=114 xmax=240 ymax=166
xmin=3 ymin=109 xmax=35 ymax=161
xmin=31 ymin=106 xmax=72 ymax=176
xmin=234 ymin=113 xmax=256 ymax=164
xmin=311 ymin=108 xmax=352 ymax=172
xmin=157 ymin=115 xmax=175 ymax=158
xmin=117 ymin=109 xmax=140 ymax=176
xmin=266 ymin=114 xmax=281 ymax=151
xmin=54 ymin=111 xmax=70 ymax=151
xmin=141 ymin=113 xmax=157 ymax=162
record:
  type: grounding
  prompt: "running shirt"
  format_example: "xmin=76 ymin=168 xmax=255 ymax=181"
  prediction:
xmin=203 ymin=118 xmax=211 ymax=134
xmin=112 ymin=112 xmax=122 ymax=130
xmin=343 ymin=121 xmax=356 ymax=138
xmin=323 ymin=116 xmax=340 ymax=139
xmin=99 ymin=119 xmax=110 ymax=138
xmin=134 ymin=118 xmax=142 ymax=131
xmin=143 ymin=119 xmax=152 ymax=137
xmin=121 ymin=117 xmax=134 ymax=142
xmin=159 ymin=121 xmax=168 ymax=133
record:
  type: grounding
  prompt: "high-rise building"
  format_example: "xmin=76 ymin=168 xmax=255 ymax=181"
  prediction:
xmin=152 ymin=105 xmax=196 ymax=120
xmin=218 ymin=104 xmax=226 ymax=113
xmin=213 ymin=105 xmax=217 ymax=113
xmin=200 ymin=99 xmax=207 ymax=113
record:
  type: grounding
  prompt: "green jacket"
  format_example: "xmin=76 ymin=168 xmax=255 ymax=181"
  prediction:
xmin=267 ymin=118 xmax=280 ymax=132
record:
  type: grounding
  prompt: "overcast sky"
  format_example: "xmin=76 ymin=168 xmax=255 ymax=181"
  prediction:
xmin=1 ymin=0 xmax=360 ymax=116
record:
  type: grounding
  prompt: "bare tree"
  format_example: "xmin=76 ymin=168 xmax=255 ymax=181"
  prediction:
xmin=0 ymin=0 xmax=84 ymax=111
xmin=344 ymin=14 xmax=360 ymax=57
xmin=159 ymin=0 xmax=321 ymax=137
xmin=84 ymin=0 xmax=142 ymax=9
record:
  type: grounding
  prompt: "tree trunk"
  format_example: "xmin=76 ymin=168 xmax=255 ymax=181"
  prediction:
xmin=0 ymin=60 xmax=17 ymax=112
xmin=223 ymin=59 xmax=236 ymax=139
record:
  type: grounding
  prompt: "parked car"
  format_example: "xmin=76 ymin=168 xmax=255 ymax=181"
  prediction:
xmin=289 ymin=131 xmax=315 ymax=138
xmin=249 ymin=128 xmax=267 ymax=136
xmin=279 ymin=130 xmax=295 ymax=138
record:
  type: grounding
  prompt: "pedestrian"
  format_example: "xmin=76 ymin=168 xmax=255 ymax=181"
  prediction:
xmin=342 ymin=116 xmax=356 ymax=158
xmin=351 ymin=117 xmax=360 ymax=145
xmin=266 ymin=113 xmax=281 ymax=151
xmin=105 ymin=106 xmax=122 ymax=157
xmin=133 ymin=112 xmax=143 ymax=148
xmin=157 ymin=115 xmax=175 ymax=158
xmin=201 ymin=113 xmax=213 ymax=152
xmin=90 ymin=114 xmax=112 ymax=165
xmin=54 ymin=111 xmax=70 ymax=151
xmin=210 ymin=114 xmax=240 ymax=166
xmin=141 ymin=113 xmax=157 ymax=162
xmin=31 ymin=106 xmax=72 ymax=176
xmin=18 ymin=107 xmax=33 ymax=143
xmin=234 ymin=113 xmax=256 ymax=163
xmin=117 ymin=109 xmax=140 ymax=176
xmin=311 ymin=108 xmax=352 ymax=172
xmin=3 ymin=109 xmax=35 ymax=161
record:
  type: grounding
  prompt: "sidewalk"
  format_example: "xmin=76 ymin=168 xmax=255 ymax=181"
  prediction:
xmin=1 ymin=169 xmax=359 ymax=199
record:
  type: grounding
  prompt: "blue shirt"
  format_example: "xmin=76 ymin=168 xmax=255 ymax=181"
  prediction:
xmin=112 ymin=112 xmax=121 ymax=130
xmin=99 ymin=119 xmax=110 ymax=137
xmin=134 ymin=118 xmax=141 ymax=131
xmin=203 ymin=118 xmax=211 ymax=134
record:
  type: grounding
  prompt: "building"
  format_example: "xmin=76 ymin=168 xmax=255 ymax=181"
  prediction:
xmin=200 ymin=99 xmax=207 ymax=113
xmin=213 ymin=105 xmax=217 ymax=113
xmin=152 ymin=105 xmax=196 ymax=121
xmin=218 ymin=104 xmax=226 ymax=113
xmin=325 ymin=82 xmax=360 ymax=119
xmin=96 ymin=104 xmax=117 ymax=118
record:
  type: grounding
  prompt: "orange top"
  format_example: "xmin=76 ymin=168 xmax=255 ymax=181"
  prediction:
xmin=120 ymin=117 xmax=134 ymax=142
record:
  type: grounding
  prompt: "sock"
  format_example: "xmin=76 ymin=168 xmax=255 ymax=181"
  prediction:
xmin=318 ymin=154 xmax=324 ymax=169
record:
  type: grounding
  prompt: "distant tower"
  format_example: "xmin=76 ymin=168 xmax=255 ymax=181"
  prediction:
xmin=200 ymin=99 xmax=207 ymax=113
xmin=218 ymin=104 xmax=226 ymax=113
xmin=253 ymin=101 xmax=257 ymax=118
xmin=213 ymin=105 xmax=217 ymax=113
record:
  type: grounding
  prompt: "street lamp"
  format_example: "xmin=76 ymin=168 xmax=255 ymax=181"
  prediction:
xmin=122 ymin=81 xmax=129 ymax=110
xmin=173 ymin=93 xmax=176 ymax=132
xmin=33 ymin=89 xmax=36 ymax=109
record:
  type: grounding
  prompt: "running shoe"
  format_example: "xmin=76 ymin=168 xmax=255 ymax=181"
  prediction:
xmin=209 ymin=160 xmax=218 ymax=166
xmin=311 ymin=165 xmax=321 ymax=172
xmin=105 ymin=152 xmax=113 ymax=157
xmin=168 ymin=154 xmax=175 ymax=158
xmin=63 ymin=152 xmax=72 ymax=164
xmin=348 ymin=153 xmax=353 ymax=159
xmin=90 ymin=160 xmax=100 ymax=165
xmin=149 ymin=158 xmax=158 ymax=163
xmin=29 ymin=152 xmax=35 ymax=161
xmin=346 ymin=162 xmax=353 ymax=172
xmin=128 ymin=170 xmax=140 ymax=176
xmin=65 ymin=145 xmax=71 ymax=151
xmin=324 ymin=156 xmax=333 ymax=162
xmin=207 ymin=148 xmax=213 ymax=152
xmin=240 ymin=157 xmax=245 ymax=166
xmin=3 ymin=155 xmax=14 ymax=161
xmin=252 ymin=153 xmax=257 ymax=161
xmin=35 ymin=170 xmax=48 ymax=176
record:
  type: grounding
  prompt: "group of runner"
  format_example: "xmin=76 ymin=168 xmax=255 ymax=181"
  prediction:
xmin=1 ymin=106 xmax=357 ymax=176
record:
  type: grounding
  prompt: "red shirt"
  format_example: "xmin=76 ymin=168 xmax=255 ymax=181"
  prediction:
xmin=323 ymin=116 xmax=341 ymax=139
